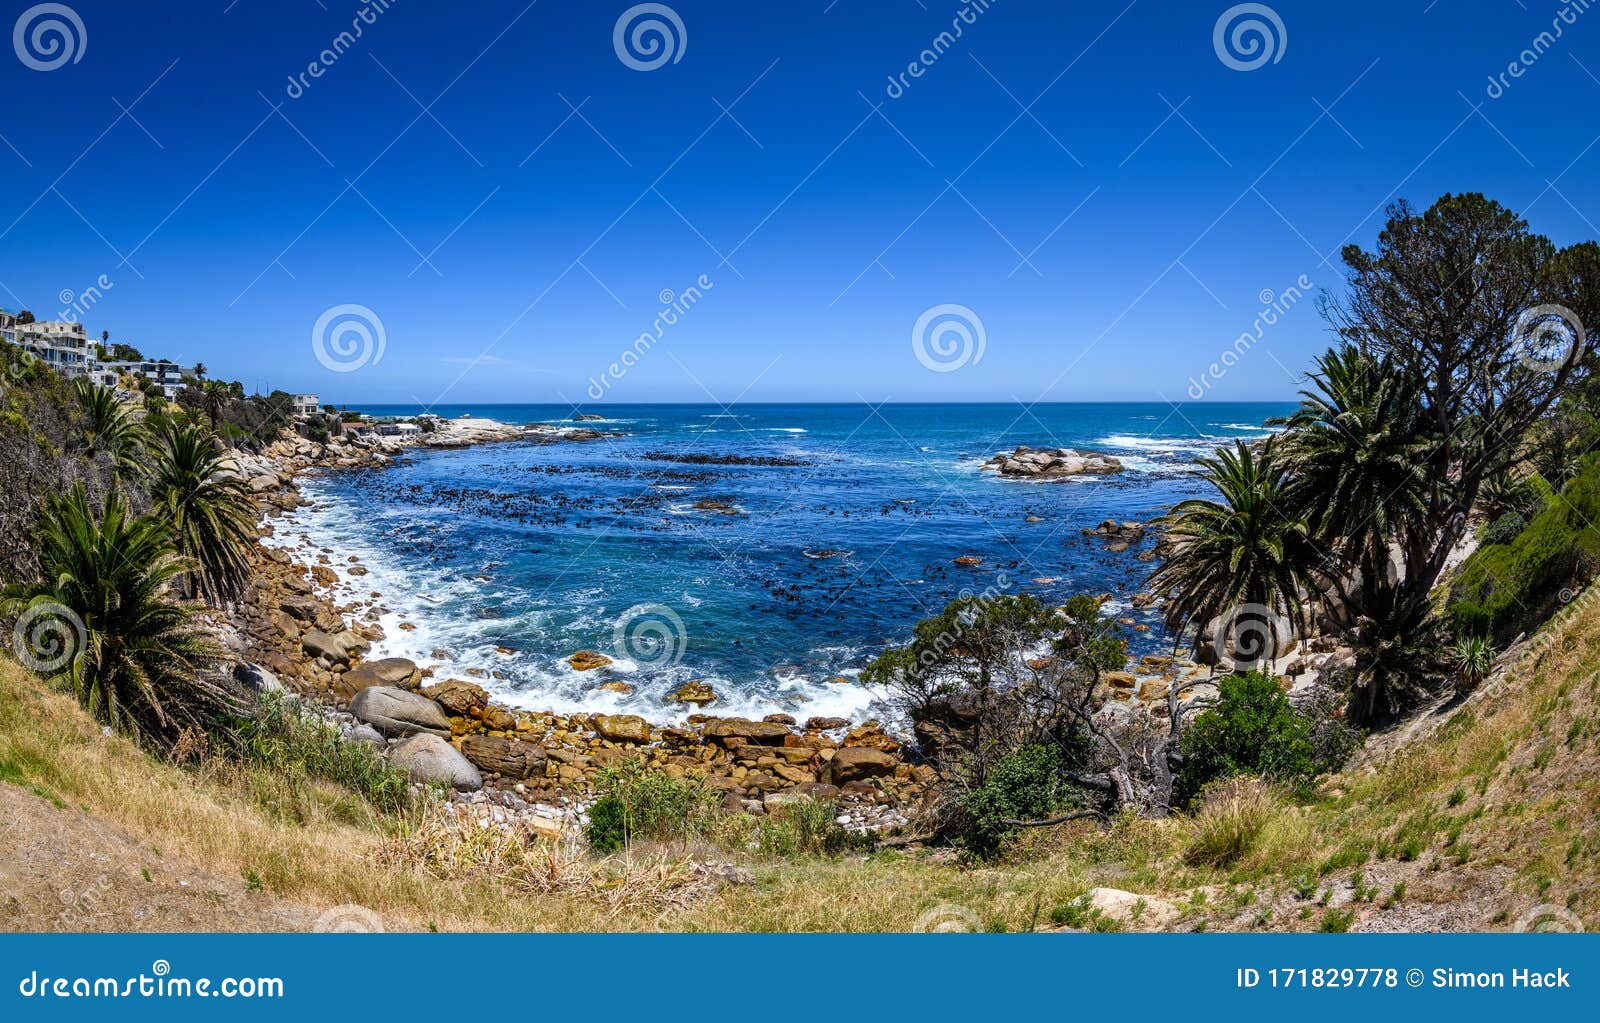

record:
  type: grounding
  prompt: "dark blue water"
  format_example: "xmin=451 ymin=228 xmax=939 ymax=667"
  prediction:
xmin=269 ymin=403 xmax=1291 ymax=720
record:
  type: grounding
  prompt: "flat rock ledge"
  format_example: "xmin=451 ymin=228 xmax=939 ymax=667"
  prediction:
xmin=982 ymin=446 xmax=1123 ymax=479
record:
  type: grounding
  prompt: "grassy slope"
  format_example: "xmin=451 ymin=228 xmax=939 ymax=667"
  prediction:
xmin=2 ymin=586 xmax=1597 ymax=932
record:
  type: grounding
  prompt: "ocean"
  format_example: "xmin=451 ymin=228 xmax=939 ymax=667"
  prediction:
xmin=263 ymin=402 xmax=1293 ymax=722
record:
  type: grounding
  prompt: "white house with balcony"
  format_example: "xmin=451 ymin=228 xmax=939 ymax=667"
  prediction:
xmin=291 ymin=394 xmax=320 ymax=417
xmin=96 ymin=358 xmax=186 ymax=400
xmin=15 ymin=321 xmax=94 ymax=379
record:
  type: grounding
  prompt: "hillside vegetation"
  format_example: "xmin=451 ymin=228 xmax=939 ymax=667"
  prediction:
xmin=4 ymin=579 xmax=1594 ymax=931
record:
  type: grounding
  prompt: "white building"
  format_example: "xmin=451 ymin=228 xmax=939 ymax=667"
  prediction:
xmin=292 ymin=393 xmax=320 ymax=417
xmin=16 ymin=321 xmax=94 ymax=379
xmin=96 ymin=358 xmax=186 ymax=400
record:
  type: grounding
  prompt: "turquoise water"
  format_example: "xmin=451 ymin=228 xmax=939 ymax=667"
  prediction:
xmin=270 ymin=402 xmax=1291 ymax=720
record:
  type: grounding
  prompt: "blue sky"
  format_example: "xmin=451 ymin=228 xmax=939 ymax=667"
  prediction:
xmin=0 ymin=0 xmax=1596 ymax=404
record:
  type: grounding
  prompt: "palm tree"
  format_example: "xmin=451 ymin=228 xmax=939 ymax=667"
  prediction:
xmin=1147 ymin=440 xmax=1313 ymax=667
xmin=71 ymin=378 xmax=145 ymax=481
xmin=146 ymin=421 xmax=256 ymax=605
xmin=1275 ymin=345 xmax=1431 ymax=591
xmin=1 ymin=485 xmax=235 ymax=747
xmin=199 ymin=379 xmax=232 ymax=430
xmin=1275 ymin=345 xmax=1450 ymax=722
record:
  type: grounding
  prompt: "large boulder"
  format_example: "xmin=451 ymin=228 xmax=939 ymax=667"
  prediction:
xmin=823 ymin=746 xmax=898 ymax=786
xmin=349 ymin=686 xmax=451 ymax=738
xmin=334 ymin=657 xmax=421 ymax=702
xmin=982 ymin=446 xmax=1123 ymax=479
xmin=1080 ymin=888 xmax=1180 ymax=931
xmin=389 ymin=734 xmax=482 ymax=791
xmin=301 ymin=629 xmax=369 ymax=668
xmin=594 ymin=714 xmax=653 ymax=744
xmin=568 ymin=650 xmax=612 ymax=671
xmin=701 ymin=718 xmax=791 ymax=745
xmin=420 ymin=679 xmax=489 ymax=717
xmin=232 ymin=662 xmax=283 ymax=695
xmin=459 ymin=734 xmax=548 ymax=779
xmin=671 ymin=681 xmax=717 ymax=706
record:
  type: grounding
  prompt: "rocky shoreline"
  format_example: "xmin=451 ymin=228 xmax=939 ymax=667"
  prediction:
xmin=217 ymin=418 xmax=1270 ymax=844
xmin=223 ymin=419 xmax=919 ymax=837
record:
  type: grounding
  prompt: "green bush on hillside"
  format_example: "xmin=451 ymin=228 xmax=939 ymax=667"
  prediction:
xmin=583 ymin=758 xmax=720 ymax=852
xmin=1481 ymin=512 xmax=1527 ymax=548
xmin=1448 ymin=456 xmax=1600 ymax=642
xmin=957 ymin=743 xmax=1085 ymax=859
xmin=1176 ymin=672 xmax=1336 ymax=805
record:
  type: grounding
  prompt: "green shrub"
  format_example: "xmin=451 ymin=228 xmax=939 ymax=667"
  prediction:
xmin=240 ymin=692 xmax=413 ymax=817
xmin=755 ymin=797 xmax=866 ymax=858
xmin=1449 ymin=455 xmax=1600 ymax=642
xmin=1481 ymin=512 xmax=1527 ymax=548
xmin=957 ymin=743 xmax=1084 ymax=859
xmin=1176 ymin=672 xmax=1328 ymax=804
xmin=583 ymin=758 xmax=719 ymax=852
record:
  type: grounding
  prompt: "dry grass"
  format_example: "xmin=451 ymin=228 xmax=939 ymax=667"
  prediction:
xmin=1185 ymin=777 xmax=1285 ymax=867
xmin=0 ymin=661 xmax=1094 ymax=931
xmin=4 ymin=583 xmax=1598 ymax=931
